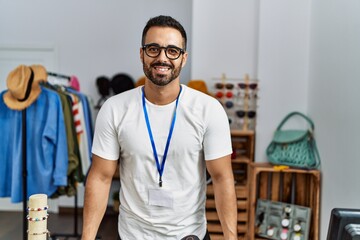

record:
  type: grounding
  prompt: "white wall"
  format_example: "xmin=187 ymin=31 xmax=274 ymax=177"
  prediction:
xmin=0 ymin=0 xmax=192 ymax=97
xmin=192 ymin=0 xmax=259 ymax=80
xmin=256 ymin=0 xmax=311 ymax=162
xmin=307 ymin=0 xmax=360 ymax=238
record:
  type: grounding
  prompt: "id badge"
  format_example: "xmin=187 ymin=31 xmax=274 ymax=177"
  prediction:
xmin=148 ymin=188 xmax=174 ymax=208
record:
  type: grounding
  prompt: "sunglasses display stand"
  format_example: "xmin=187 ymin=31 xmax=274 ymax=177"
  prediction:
xmin=212 ymin=73 xmax=258 ymax=131
xmin=242 ymin=74 xmax=250 ymax=131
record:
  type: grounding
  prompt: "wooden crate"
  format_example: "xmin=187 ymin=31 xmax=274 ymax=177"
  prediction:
xmin=248 ymin=163 xmax=321 ymax=240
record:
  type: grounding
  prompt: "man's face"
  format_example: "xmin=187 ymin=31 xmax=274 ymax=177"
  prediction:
xmin=141 ymin=26 xmax=187 ymax=87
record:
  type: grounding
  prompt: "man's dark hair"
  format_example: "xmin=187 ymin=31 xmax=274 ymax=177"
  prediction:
xmin=142 ymin=15 xmax=187 ymax=50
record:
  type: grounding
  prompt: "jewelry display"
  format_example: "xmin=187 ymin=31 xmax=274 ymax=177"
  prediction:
xmin=255 ymin=199 xmax=311 ymax=240
xmin=27 ymin=206 xmax=49 ymax=212
xmin=27 ymin=194 xmax=49 ymax=240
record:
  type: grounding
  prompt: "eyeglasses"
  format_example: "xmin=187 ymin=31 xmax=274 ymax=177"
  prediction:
xmin=142 ymin=43 xmax=185 ymax=60
xmin=238 ymin=83 xmax=258 ymax=90
xmin=215 ymin=83 xmax=234 ymax=90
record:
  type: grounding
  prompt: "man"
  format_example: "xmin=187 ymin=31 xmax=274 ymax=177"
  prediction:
xmin=82 ymin=15 xmax=238 ymax=240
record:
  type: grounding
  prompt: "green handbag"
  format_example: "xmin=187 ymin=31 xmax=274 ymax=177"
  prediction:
xmin=266 ymin=112 xmax=321 ymax=169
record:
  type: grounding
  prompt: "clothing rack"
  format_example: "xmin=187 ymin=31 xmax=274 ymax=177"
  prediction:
xmin=21 ymin=71 xmax=100 ymax=240
xmin=22 ymin=110 xmax=27 ymax=240
xmin=47 ymin=71 xmax=71 ymax=80
xmin=20 ymin=71 xmax=80 ymax=240
xmin=45 ymin=72 xmax=101 ymax=240
xmin=45 ymin=72 xmax=82 ymax=240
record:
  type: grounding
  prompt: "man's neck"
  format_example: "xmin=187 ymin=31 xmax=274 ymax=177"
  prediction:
xmin=143 ymin=80 xmax=181 ymax=105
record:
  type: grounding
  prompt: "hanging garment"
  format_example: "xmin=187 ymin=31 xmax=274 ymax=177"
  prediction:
xmin=0 ymin=87 xmax=68 ymax=203
xmin=68 ymin=93 xmax=91 ymax=177
xmin=66 ymin=88 xmax=94 ymax=176
xmin=66 ymin=87 xmax=94 ymax=155
xmin=43 ymin=84 xmax=84 ymax=198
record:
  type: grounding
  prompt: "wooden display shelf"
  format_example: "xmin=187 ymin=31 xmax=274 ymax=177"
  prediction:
xmin=231 ymin=129 xmax=255 ymax=136
xmin=248 ymin=162 xmax=321 ymax=240
xmin=206 ymin=184 xmax=248 ymax=198
xmin=206 ymin=211 xmax=247 ymax=222
xmin=205 ymin=199 xmax=248 ymax=209
xmin=209 ymin=233 xmax=248 ymax=240
xmin=232 ymin=156 xmax=251 ymax=164
xmin=206 ymin=185 xmax=249 ymax=238
xmin=206 ymin=130 xmax=255 ymax=240
xmin=231 ymin=130 xmax=255 ymax=161
xmin=207 ymin=222 xmax=248 ymax=234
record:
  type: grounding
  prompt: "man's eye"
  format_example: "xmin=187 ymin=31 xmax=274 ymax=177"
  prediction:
xmin=167 ymin=48 xmax=179 ymax=55
xmin=148 ymin=47 xmax=159 ymax=53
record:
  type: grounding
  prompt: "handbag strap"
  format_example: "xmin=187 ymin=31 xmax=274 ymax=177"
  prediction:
xmin=276 ymin=111 xmax=315 ymax=131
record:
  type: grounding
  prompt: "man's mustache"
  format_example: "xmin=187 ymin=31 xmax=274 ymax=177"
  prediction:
xmin=151 ymin=62 xmax=173 ymax=68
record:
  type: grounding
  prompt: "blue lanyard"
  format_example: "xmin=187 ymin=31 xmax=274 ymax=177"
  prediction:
xmin=142 ymin=86 xmax=182 ymax=187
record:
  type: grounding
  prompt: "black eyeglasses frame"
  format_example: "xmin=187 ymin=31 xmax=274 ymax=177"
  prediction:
xmin=142 ymin=43 xmax=185 ymax=60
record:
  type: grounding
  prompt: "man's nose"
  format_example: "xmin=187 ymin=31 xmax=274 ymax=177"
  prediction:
xmin=157 ymin=48 xmax=168 ymax=60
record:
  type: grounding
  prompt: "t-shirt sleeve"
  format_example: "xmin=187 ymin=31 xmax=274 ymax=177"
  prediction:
xmin=203 ymin=99 xmax=232 ymax=160
xmin=91 ymin=99 xmax=120 ymax=161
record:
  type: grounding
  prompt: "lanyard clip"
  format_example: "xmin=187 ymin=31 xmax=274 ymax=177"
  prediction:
xmin=159 ymin=177 xmax=163 ymax=187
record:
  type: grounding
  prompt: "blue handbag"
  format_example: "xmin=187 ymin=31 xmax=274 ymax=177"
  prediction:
xmin=266 ymin=112 xmax=321 ymax=169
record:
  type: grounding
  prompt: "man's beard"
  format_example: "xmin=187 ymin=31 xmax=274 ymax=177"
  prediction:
xmin=143 ymin=60 xmax=183 ymax=86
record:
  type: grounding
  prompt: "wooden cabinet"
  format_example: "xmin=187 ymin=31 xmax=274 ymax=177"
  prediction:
xmin=248 ymin=163 xmax=321 ymax=240
xmin=206 ymin=130 xmax=255 ymax=240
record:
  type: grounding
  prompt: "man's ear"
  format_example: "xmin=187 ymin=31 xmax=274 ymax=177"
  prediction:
xmin=140 ymin=47 xmax=144 ymax=62
xmin=181 ymin=52 xmax=188 ymax=68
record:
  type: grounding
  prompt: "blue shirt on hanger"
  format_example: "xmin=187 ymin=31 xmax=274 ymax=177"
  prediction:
xmin=0 ymin=87 xmax=68 ymax=203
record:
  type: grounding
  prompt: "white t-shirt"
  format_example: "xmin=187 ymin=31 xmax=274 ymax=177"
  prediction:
xmin=92 ymin=85 xmax=232 ymax=240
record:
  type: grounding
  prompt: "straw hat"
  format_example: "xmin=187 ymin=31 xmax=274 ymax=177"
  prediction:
xmin=3 ymin=64 xmax=47 ymax=110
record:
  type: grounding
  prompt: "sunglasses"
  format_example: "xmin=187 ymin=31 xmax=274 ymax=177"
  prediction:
xmin=215 ymin=91 xmax=234 ymax=99
xmin=224 ymin=101 xmax=234 ymax=109
xmin=237 ymin=92 xmax=258 ymax=99
xmin=215 ymin=83 xmax=234 ymax=90
xmin=238 ymin=83 xmax=258 ymax=90
xmin=235 ymin=110 xmax=256 ymax=118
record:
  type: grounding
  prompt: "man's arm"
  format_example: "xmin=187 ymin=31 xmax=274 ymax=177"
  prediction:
xmin=82 ymin=154 xmax=118 ymax=240
xmin=206 ymin=154 xmax=238 ymax=240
